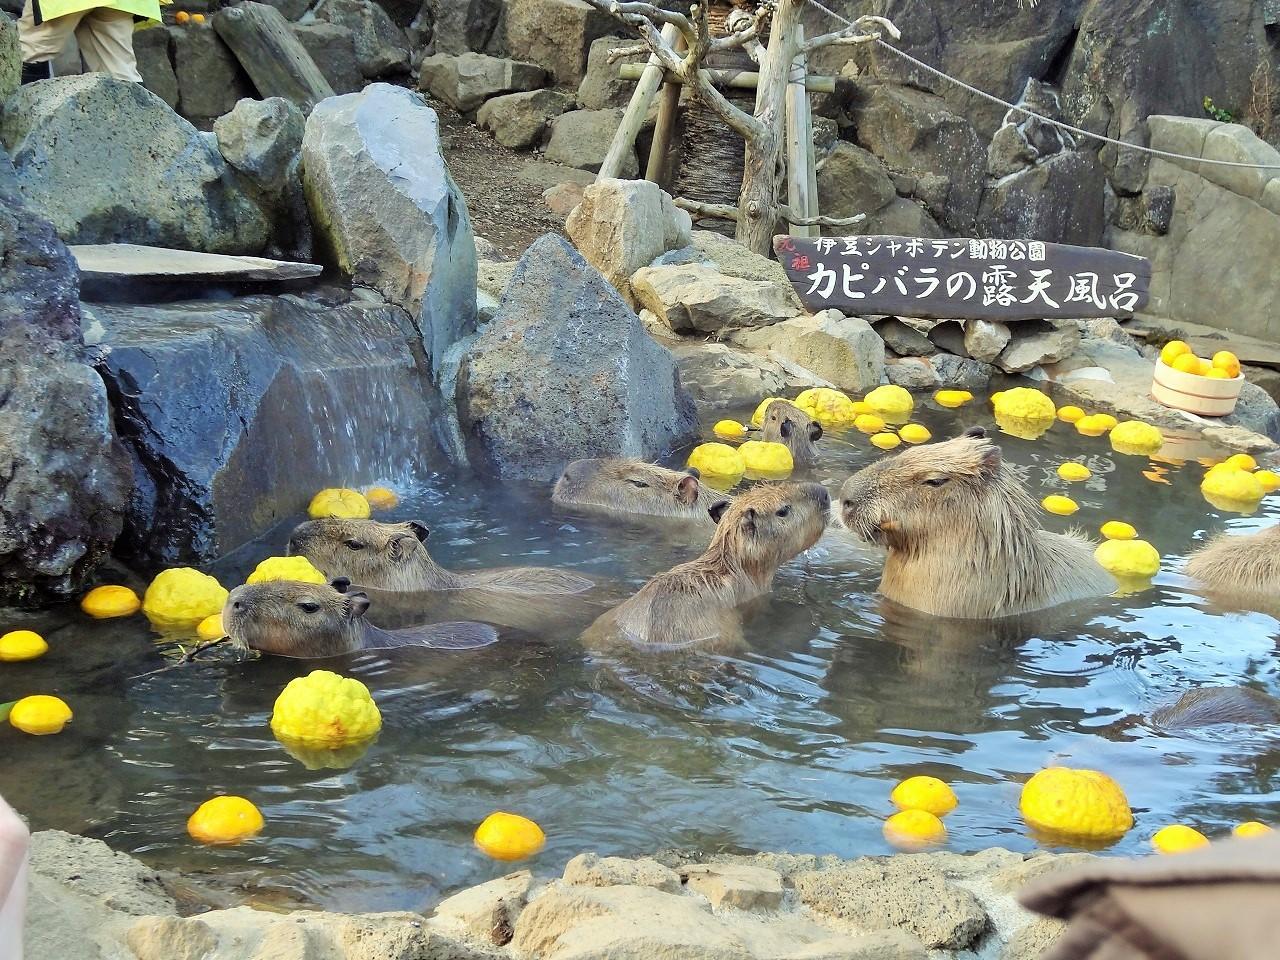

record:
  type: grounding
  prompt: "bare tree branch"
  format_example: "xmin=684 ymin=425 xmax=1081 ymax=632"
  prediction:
xmin=777 ymin=205 xmax=867 ymax=227
xmin=804 ymin=14 xmax=901 ymax=52
xmin=711 ymin=4 xmax=771 ymax=61
xmin=600 ymin=0 xmax=695 ymax=38
xmin=673 ymin=198 xmax=741 ymax=222
xmin=606 ymin=43 xmax=651 ymax=64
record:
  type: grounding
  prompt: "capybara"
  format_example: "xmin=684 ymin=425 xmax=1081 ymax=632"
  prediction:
xmin=1150 ymin=686 xmax=1280 ymax=729
xmin=222 ymin=581 xmax=498 ymax=658
xmin=289 ymin=518 xmax=594 ymax=595
xmin=759 ymin=399 xmax=822 ymax=465
xmin=1185 ymin=525 xmax=1280 ymax=613
xmin=582 ymin=482 xmax=830 ymax=653
xmin=553 ymin=458 xmax=727 ymax=525
xmin=837 ymin=427 xmax=1114 ymax=618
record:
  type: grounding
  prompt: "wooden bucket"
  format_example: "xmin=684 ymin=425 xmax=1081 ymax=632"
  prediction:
xmin=1150 ymin=359 xmax=1244 ymax=417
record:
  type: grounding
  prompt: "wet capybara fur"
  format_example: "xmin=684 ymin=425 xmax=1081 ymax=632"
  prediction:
xmin=1185 ymin=525 xmax=1280 ymax=614
xmin=759 ymin=399 xmax=822 ymax=465
xmin=222 ymin=581 xmax=497 ymax=659
xmin=838 ymin=427 xmax=1114 ymax=618
xmin=553 ymin=458 xmax=727 ymax=525
xmin=582 ymin=482 xmax=830 ymax=653
xmin=1150 ymin=686 xmax=1280 ymax=729
xmin=290 ymin=518 xmax=594 ymax=595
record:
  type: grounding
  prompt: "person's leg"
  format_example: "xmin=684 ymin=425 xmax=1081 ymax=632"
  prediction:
xmin=75 ymin=7 xmax=142 ymax=82
xmin=18 ymin=1 xmax=81 ymax=81
xmin=0 ymin=794 xmax=30 ymax=960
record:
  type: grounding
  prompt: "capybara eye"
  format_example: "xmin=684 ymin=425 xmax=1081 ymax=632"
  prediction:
xmin=922 ymin=476 xmax=950 ymax=488
xmin=775 ymin=505 xmax=791 ymax=518
xmin=628 ymin=479 xmax=649 ymax=488
xmin=344 ymin=539 xmax=366 ymax=550
xmin=297 ymin=602 xmax=321 ymax=613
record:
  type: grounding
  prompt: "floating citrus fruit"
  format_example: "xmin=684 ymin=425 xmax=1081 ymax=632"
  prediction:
xmin=1099 ymin=521 xmax=1137 ymax=541
xmin=308 ymin=488 xmax=371 ymax=520
xmin=143 ymin=569 xmax=228 ymax=629
xmin=1211 ymin=351 xmax=1241 ymax=378
xmin=363 ymin=486 xmax=399 ymax=510
xmin=890 ymin=776 xmax=957 ymax=817
xmin=1057 ymin=405 xmax=1085 ymax=424
xmin=1225 ymin=454 xmax=1257 ymax=471
xmin=1255 ymin=469 xmax=1280 ymax=493
xmin=1042 ymin=495 xmax=1079 ymax=516
xmin=1201 ymin=465 xmax=1264 ymax=504
xmin=794 ymin=388 xmax=858 ymax=427
xmin=191 ymin=12 xmax=205 ymax=22
xmin=864 ymin=385 xmax=913 ymax=417
xmin=1094 ymin=539 xmax=1160 ymax=578
xmin=1019 ymin=767 xmax=1132 ymax=842
xmin=870 ymin=432 xmax=901 ymax=450
xmin=883 ymin=809 xmax=947 ymax=850
xmin=898 ymin=424 xmax=931 ymax=445
xmin=474 ymin=812 xmax=546 ymax=861
xmin=246 ymin=556 xmax=327 ymax=586
xmin=849 ymin=400 xmax=873 ymax=416
xmin=9 ymin=695 xmax=72 ymax=735
xmin=854 ymin=413 xmax=886 ymax=435
xmin=713 ymin=420 xmax=747 ymax=440
xmin=1159 ymin=340 xmax=1192 ymax=366
xmin=687 ymin=443 xmax=745 ymax=487
xmin=1109 ymin=421 xmax=1163 ymax=456
xmin=1151 ymin=824 xmax=1209 ymax=855
xmin=995 ymin=410 xmax=1055 ymax=441
xmin=187 ymin=796 xmax=264 ymax=845
xmin=0 ymin=630 xmax=48 ymax=662
xmin=1057 ymin=462 xmax=1091 ymax=482
xmin=739 ymin=440 xmax=793 ymax=477
xmin=933 ymin=390 xmax=972 ymax=408
xmin=1075 ymin=414 xmax=1114 ymax=437
xmin=196 ymin=614 xmax=224 ymax=641
xmin=1233 ymin=821 xmax=1272 ymax=838
xmin=80 ymin=585 xmax=142 ymax=619
xmin=992 ymin=387 xmax=1055 ymax=421
xmin=270 ymin=670 xmax=381 ymax=749
xmin=751 ymin=397 xmax=787 ymax=427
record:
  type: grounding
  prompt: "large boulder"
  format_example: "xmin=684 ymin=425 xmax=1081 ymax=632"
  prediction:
xmin=302 ymin=83 xmax=477 ymax=371
xmin=457 ymin=234 xmax=697 ymax=480
xmin=978 ymin=149 xmax=1106 ymax=246
xmin=669 ymin=341 xmax=796 ymax=410
xmin=577 ymin=35 xmax=648 ymax=109
xmin=729 ymin=310 xmax=886 ymax=394
xmin=92 ymin=293 xmax=448 ymax=565
xmin=290 ymin=22 xmax=364 ymax=94
xmin=313 ymin=0 xmax=410 ymax=78
xmin=505 ymin=0 xmax=620 ymax=86
xmin=476 ymin=87 xmax=574 ymax=148
xmin=0 ymin=191 xmax=129 ymax=606
xmin=0 ymin=75 xmax=270 ymax=254
xmin=133 ymin=24 xmax=178 ymax=109
xmin=418 ymin=51 xmax=546 ymax=111
xmin=815 ymin=142 xmax=897 ymax=224
xmin=630 ymin=261 xmax=798 ymax=333
xmin=545 ymin=107 xmax=634 ymax=176
xmin=426 ymin=0 xmax=505 ymax=54
xmin=170 ymin=23 xmax=253 ymax=124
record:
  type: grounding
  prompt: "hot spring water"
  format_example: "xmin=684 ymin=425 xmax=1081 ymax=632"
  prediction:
xmin=1 ymin=400 xmax=1276 ymax=913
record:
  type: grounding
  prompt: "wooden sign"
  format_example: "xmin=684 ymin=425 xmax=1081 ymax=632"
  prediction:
xmin=774 ymin=235 xmax=1151 ymax=321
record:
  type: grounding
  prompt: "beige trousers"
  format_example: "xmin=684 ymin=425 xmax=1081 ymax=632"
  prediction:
xmin=19 ymin=2 xmax=142 ymax=82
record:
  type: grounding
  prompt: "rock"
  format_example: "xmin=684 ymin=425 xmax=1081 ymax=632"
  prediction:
xmin=70 ymin=244 xmax=321 ymax=282
xmin=0 ymin=193 xmax=129 ymax=606
xmin=565 ymin=177 xmax=690 ymax=302
xmin=964 ymin=319 xmax=1012 ymax=363
xmin=927 ymin=320 xmax=968 ymax=357
xmin=1 ymin=75 xmax=270 ymax=254
xmin=875 ymin=317 xmax=934 ymax=357
xmin=477 ymin=87 xmax=573 ymax=149
xmin=793 ymin=861 xmax=988 ymax=951
xmin=850 ymin=82 xmax=985 ymax=233
xmin=670 ymin=341 xmax=794 ymax=410
xmin=681 ymin=231 xmax=803 ymax=310
xmin=979 ymin=149 xmax=1106 ymax=246
xmin=815 ymin=142 xmax=897 ymax=221
xmin=430 ymin=871 xmax=532 ymax=944
xmin=987 ymin=79 xmax=1073 ymax=178
xmin=505 ymin=0 xmax=620 ymax=86
xmin=314 ymin=0 xmax=410 ymax=78
xmin=987 ymin=122 xmax=1037 ymax=178
xmin=782 ymin=931 xmax=928 ymax=960
xmin=990 ymin=852 xmax=1100 ymax=894
xmin=26 ymin=871 xmax=133 ymax=960
xmin=564 ymin=853 xmax=681 ymax=893
xmin=932 ymin=353 xmax=997 ymax=391
xmin=578 ymin=35 xmax=649 ymax=109
xmin=134 ymin=24 xmax=178 ymax=110
xmin=545 ymin=108 xmax=634 ymax=176
xmin=681 ymin=863 xmax=784 ymax=912
xmin=630 ymin=262 xmax=798 ymax=333
xmin=171 ymin=23 xmax=253 ymax=123
xmin=302 ymin=83 xmax=477 ymax=371
xmin=420 ymin=52 xmax=546 ymax=112
xmin=0 ymin=15 xmax=17 ymax=100
xmin=127 ymin=916 xmax=219 ymax=960
xmin=457 ymin=234 xmax=697 ymax=480
xmin=291 ymin=22 xmax=364 ymax=94
xmin=1000 ymin=917 xmax=1066 ymax=960
xmin=996 ymin=319 xmax=1082 ymax=373
xmin=730 ymin=310 xmax=885 ymax=393
xmin=93 ymin=293 xmax=447 ymax=565
xmin=885 ymin=356 xmax=940 ymax=390
xmin=29 ymin=831 xmax=175 ymax=916
xmin=426 ymin=0 xmax=505 ymax=54
xmin=213 ymin=1 xmax=335 ymax=113
xmin=477 ymin=258 xmax=516 ymax=299
xmin=543 ymin=180 xmax=587 ymax=217
xmin=861 ymin=197 xmax=944 ymax=239
xmin=1145 ymin=184 xmax=1175 ymax=234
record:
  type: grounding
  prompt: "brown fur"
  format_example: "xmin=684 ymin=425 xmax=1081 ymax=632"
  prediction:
xmin=1150 ymin=686 xmax=1280 ymax=729
xmin=759 ymin=399 xmax=822 ymax=465
xmin=289 ymin=518 xmax=594 ymax=595
xmin=1185 ymin=525 xmax=1280 ymax=613
xmin=552 ymin=458 xmax=728 ymax=525
xmin=222 ymin=581 xmax=497 ymax=659
xmin=582 ymin=482 xmax=829 ymax=653
xmin=838 ymin=428 xmax=1114 ymax=618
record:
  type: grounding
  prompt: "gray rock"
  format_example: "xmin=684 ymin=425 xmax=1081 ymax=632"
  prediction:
xmin=987 ymin=79 xmax=1073 ymax=178
xmin=631 ymin=262 xmax=798 ymax=333
xmin=477 ymin=258 xmax=517 ymax=300
xmin=314 ymin=0 xmax=410 ymax=78
xmin=1145 ymin=184 xmax=1175 ymax=234
xmin=302 ymin=83 xmax=477 ymax=371
xmin=171 ymin=23 xmax=253 ymax=123
xmin=979 ymin=149 xmax=1106 ymax=246
xmin=816 ymin=142 xmax=897 ymax=221
xmin=564 ymin=853 xmax=681 ymax=893
xmin=457 ymin=234 xmax=697 ymax=479
xmin=1001 ymin=917 xmax=1066 ymax=960
xmin=420 ymin=51 xmax=547 ymax=112
xmin=0 ymin=15 xmax=17 ymax=101
xmin=577 ymin=35 xmax=648 ymax=109
xmin=928 ymin=320 xmax=968 ymax=357
xmin=660 ymin=230 xmax=803 ymax=311
xmin=476 ymin=87 xmax=572 ymax=148
xmin=505 ymin=0 xmax=620 ymax=85
xmin=1 ymin=75 xmax=269 ymax=253
xmin=783 ymin=931 xmax=928 ymax=960
xmin=670 ymin=341 xmax=794 ymax=410
xmin=29 ymin=831 xmax=175 ymax=917
xmin=259 ymin=0 xmax=311 ymax=18
xmin=133 ymin=24 xmax=178 ymax=110
xmin=964 ymin=318 xmax=1011 ymax=363
xmin=731 ymin=310 xmax=885 ymax=393
xmin=996 ymin=319 xmax=1081 ymax=373
xmin=430 ymin=871 xmax=532 ymax=944
xmin=426 ymin=0 xmax=505 ymax=54
xmin=545 ymin=107 xmax=634 ymax=176
xmin=875 ymin=317 xmax=935 ymax=357
xmin=932 ymin=353 xmax=996 ymax=391
xmin=987 ymin=122 xmax=1037 ymax=178
xmin=885 ymin=356 xmax=940 ymax=390
xmin=681 ymin=863 xmax=784 ymax=911
xmin=95 ymin=293 xmax=448 ymax=565
xmin=213 ymin=1 xmax=335 ymax=114
xmin=291 ymin=22 xmax=364 ymax=95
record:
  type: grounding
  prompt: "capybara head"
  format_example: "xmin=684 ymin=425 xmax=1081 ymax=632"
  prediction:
xmin=760 ymin=399 xmax=822 ymax=463
xmin=223 ymin=580 xmax=369 ymax=658
xmin=553 ymin=458 xmax=709 ymax=517
xmin=838 ymin=427 xmax=1029 ymax=550
xmin=289 ymin=518 xmax=430 ymax=587
xmin=705 ymin=481 xmax=830 ymax=578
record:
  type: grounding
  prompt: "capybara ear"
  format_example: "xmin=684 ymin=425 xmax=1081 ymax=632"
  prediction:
xmin=779 ymin=418 xmax=794 ymax=439
xmin=406 ymin=521 xmax=430 ymax=542
xmin=686 ymin=466 xmax=701 ymax=479
xmin=347 ymin=592 xmax=371 ymax=619
xmin=677 ymin=474 xmax=700 ymax=505
xmin=330 ymin=577 xmax=352 ymax=593
xmin=979 ymin=444 xmax=1003 ymax=477
xmin=708 ymin=500 xmax=731 ymax=524
xmin=808 ymin=422 xmax=823 ymax=442
xmin=963 ymin=425 xmax=986 ymax=439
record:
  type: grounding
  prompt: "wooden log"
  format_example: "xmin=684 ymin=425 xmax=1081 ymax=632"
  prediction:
xmin=599 ymin=23 xmax=679 ymax=181
xmin=214 ymin=2 xmax=334 ymax=114
xmin=784 ymin=25 xmax=818 ymax=239
xmin=644 ymin=32 xmax=686 ymax=186
xmin=618 ymin=62 xmax=836 ymax=94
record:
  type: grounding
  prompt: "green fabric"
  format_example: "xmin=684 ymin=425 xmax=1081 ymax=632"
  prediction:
xmin=37 ymin=0 xmax=161 ymax=22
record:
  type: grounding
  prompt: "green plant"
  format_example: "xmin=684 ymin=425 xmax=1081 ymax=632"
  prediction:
xmin=1203 ymin=96 xmax=1235 ymax=123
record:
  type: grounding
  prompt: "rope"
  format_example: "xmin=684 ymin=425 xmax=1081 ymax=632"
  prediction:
xmin=800 ymin=0 xmax=1280 ymax=170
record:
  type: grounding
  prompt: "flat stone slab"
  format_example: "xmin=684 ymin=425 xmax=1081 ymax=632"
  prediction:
xmin=69 ymin=243 xmax=323 ymax=281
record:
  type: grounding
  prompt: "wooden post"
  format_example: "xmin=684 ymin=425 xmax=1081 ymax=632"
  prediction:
xmin=644 ymin=33 xmax=686 ymax=186
xmin=618 ymin=63 xmax=836 ymax=94
xmin=784 ymin=24 xmax=819 ymax=238
xmin=598 ymin=23 xmax=679 ymax=181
